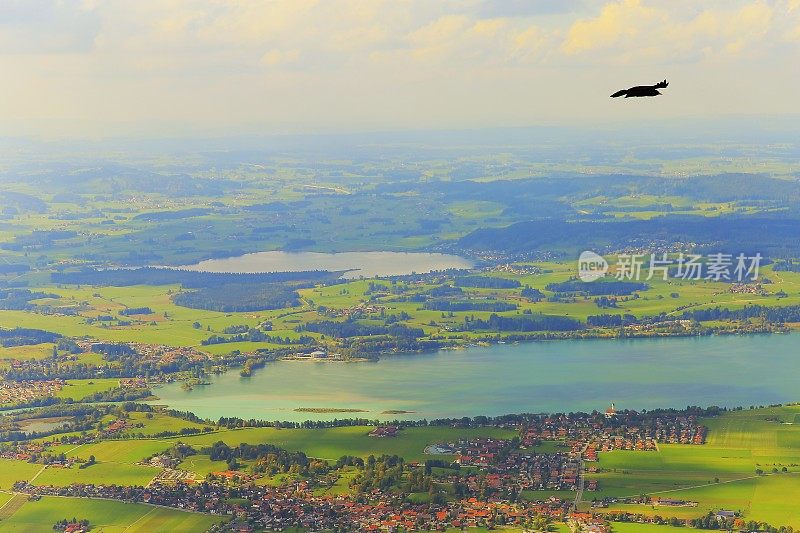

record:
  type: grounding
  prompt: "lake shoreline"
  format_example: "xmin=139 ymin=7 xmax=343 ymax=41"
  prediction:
xmin=150 ymin=333 xmax=800 ymax=423
xmin=172 ymin=250 xmax=474 ymax=279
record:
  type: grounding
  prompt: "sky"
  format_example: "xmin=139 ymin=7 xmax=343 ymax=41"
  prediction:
xmin=1 ymin=0 xmax=799 ymax=139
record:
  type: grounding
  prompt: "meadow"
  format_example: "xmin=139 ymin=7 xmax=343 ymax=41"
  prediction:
xmin=1 ymin=397 xmax=800 ymax=529
xmin=57 ymin=425 xmax=518 ymax=468
xmin=0 ymin=496 xmax=224 ymax=532
xmin=3 ymin=159 xmax=800 ymax=531
xmin=591 ymin=405 xmax=800 ymax=527
xmin=22 ymin=407 xmax=800 ymax=527
xmin=1 ymin=260 xmax=797 ymax=362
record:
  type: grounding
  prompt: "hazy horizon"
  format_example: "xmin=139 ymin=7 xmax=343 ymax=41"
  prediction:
xmin=2 ymin=0 xmax=799 ymax=139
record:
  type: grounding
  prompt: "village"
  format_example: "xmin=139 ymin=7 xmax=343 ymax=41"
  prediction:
xmin=0 ymin=404 xmax=747 ymax=532
xmin=0 ymin=378 xmax=65 ymax=405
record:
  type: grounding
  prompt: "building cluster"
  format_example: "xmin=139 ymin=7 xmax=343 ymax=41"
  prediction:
xmin=15 ymin=479 xmax=572 ymax=532
xmin=0 ymin=378 xmax=64 ymax=404
xmin=728 ymin=283 xmax=767 ymax=295
xmin=368 ymin=425 xmax=399 ymax=437
xmin=120 ymin=377 xmax=148 ymax=389
xmin=492 ymin=263 xmax=541 ymax=275
xmin=520 ymin=410 xmax=707 ymax=463
xmin=329 ymin=303 xmax=386 ymax=318
xmin=77 ymin=341 xmax=209 ymax=366
xmin=6 ymin=408 xmax=716 ymax=531
xmin=570 ymin=512 xmax=612 ymax=533
xmin=430 ymin=437 xmax=583 ymax=494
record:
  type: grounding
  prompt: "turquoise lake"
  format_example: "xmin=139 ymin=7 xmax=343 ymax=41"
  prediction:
xmin=151 ymin=334 xmax=800 ymax=422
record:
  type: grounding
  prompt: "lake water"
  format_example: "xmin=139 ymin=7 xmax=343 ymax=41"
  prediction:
xmin=175 ymin=251 xmax=473 ymax=279
xmin=151 ymin=334 xmax=800 ymax=422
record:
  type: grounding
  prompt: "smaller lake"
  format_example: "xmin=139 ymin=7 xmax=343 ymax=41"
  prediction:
xmin=175 ymin=251 xmax=473 ymax=279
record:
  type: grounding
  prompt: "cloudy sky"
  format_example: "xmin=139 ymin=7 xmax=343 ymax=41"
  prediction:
xmin=1 ymin=0 xmax=799 ymax=139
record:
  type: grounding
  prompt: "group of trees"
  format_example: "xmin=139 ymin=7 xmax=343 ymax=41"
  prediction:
xmin=679 ymin=304 xmax=800 ymax=323
xmin=587 ymin=314 xmax=637 ymax=327
xmin=422 ymin=300 xmax=517 ymax=312
xmin=203 ymin=440 xmax=323 ymax=475
xmin=51 ymin=267 xmax=336 ymax=288
xmin=521 ymin=286 xmax=544 ymax=302
xmin=545 ymin=279 xmax=648 ymax=296
xmin=0 ymin=289 xmax=59 ymax=311
xmin=299 ymin=320 xmax=424 ymax=339
xmin=118 ymin=307 xmax=153 ymax=316
xmin=202 ymin=328 xmax=268 ymax=345
xmin=773 ymin=260 xmax=800 ymax=272
xmin=2 ymin=229 xmax=77 ymax=251
xmin=350 ymin=454 xmax=406 ymax=493
xmin=174 ymin=282 xmax=300 ymax=312
xmin=454 ymin=276 xmax=521 ymax=289
xmin=460 ymin=313 xmax=583 ymax=332
xmin=52 ymin=518 xmax=90 ymax=531
xmin=0 ymin=327 xmax=61 ymax=347
xmin=457 ymin=213 xmax=800 ymax=258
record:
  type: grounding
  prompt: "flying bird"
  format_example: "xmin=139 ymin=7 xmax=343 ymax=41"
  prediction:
xmin=610 ymin=79 xmax=668 ymax=98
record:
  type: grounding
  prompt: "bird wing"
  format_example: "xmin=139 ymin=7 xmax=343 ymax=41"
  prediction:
xmin=610 ymin=89 xmax=628 ymax=98
xmin=654 ymin=79 xmax=668 ymax=89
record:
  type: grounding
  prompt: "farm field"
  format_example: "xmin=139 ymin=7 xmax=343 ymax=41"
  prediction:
xmin=2 ymin=154 xmax=800 ymax=532
xmin=54 ymin=379 xmax=121 ymax=401
xmin=0 ymin=459 xmax=46 ymax=490
xmin=0 ymin=496 xmax=224 ymax=532
xmin=0 ymin=406 xmax=795 ymax=529
xmin=33 ymin=461 xmax=160 ymax=487
xmin=591 ymin=405 xmax=800 ymax=527
xmin=62 ymin=425 xmax=518 ymax=467
xmin=3 ymin=259 xmax=800 ymax=358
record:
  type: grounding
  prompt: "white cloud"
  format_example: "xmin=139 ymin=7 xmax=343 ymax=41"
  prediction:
xmin=562 ymin=1 xmax=785 ymax=63
xmin=0 ymin=0 xmax=798 ymax=137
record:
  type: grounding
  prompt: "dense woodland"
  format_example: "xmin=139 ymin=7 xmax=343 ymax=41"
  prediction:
xmin=545 ymin=280 xmax=648 ymax=296
xmin=0 ymin=327 xmax=61 ymax=347
xmin=51 ymin=267 xmax=337 ymax=287
xmin=459 ymin=216 xmax=800 ymax=258
xmin=173 ymin=282 xmax=301 ymax=312
xmin=299 ymin=320 xmax=424 ymax=339
xmin=461 ymin=313 xmax=583 ymax=332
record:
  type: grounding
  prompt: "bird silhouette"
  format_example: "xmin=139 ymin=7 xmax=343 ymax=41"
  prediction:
xmin=610 ymin=79 xmax=668 ymax=98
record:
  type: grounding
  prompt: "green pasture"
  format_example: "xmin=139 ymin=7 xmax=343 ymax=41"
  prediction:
xmin=121 ymin=411 xmax=211 ymax=437
xmin=1 ymin=259 xmax=798 ymax=357
xmin=590 ymin=405 xmax=800 ymax=527
xmin=63 ymin=425 xmax=516 ymax=467
xmin=177 ymin=454 xmax=228 ymax=476
xmin=0 ymin=496 xmax=225 ymax=532
xmin=0 ymin=459 xmax=44 ymax=490
xmin=34 ymin=461 xmax=159 ymax=487
xmin=611 ymin=523 xmax=689 ymax=533
xmin=55 ymin=379 xmax=121 ymax=400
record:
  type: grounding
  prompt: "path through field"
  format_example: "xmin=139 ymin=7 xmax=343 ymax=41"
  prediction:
xmin=0 ymin=494 xmax=27 ymax=520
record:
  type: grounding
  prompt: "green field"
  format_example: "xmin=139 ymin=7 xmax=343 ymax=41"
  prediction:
xmin=0 ymin=496 xmax=225 ymax=532
xmin=0 ymin=459 xmax=46 ymax=490
xmin=611 ymin=523 xmax=688 ymax=533
xmin=2 ymin=260 xmax=799 ymax=356
xmin=592 ymin=405 xmax=800 ymax=527
xmin=54 ymin=379 xmax=121 ymax=401
xmin=12 ymin=407 xmax=799 ymax=528
xmin=34 ymin=461 xmax=160 ymax=487
xmin=62 ymin=425 xmax=516 ymax=469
